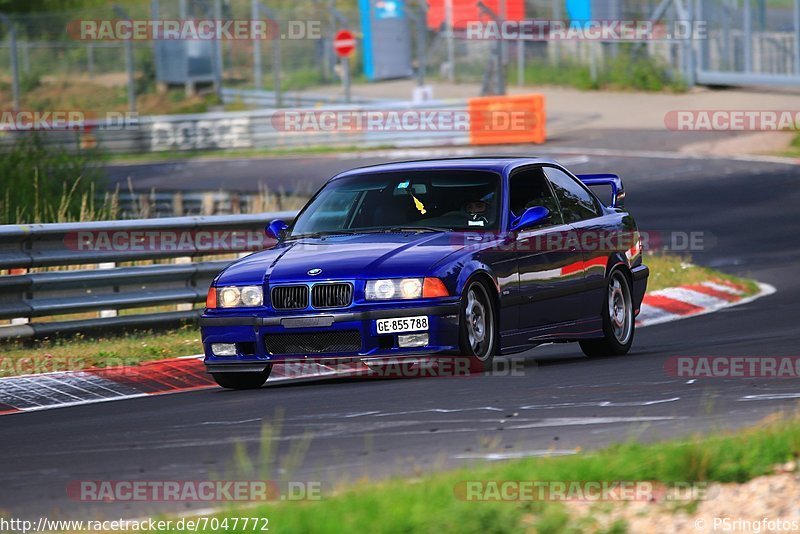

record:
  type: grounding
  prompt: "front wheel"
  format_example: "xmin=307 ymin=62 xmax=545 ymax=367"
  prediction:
xmin=580 ymin=270 xmax=635 ymax=357
xmin=458 ymin=280 xmax=498 ymax=369
xmin=211 ymin=367 xmax=272 ymax=390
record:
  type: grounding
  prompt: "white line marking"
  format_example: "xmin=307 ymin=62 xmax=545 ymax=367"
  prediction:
xmin=344 ymin=407 xmax=505 ymax=418
xmin=738 ymin=393 xmax=800 ymax=402
xmin=505 ymin=416 xmax=681 ymax=431
xmin=530 ymin=146 xmax=800 ymax=166
xmin=201 ymin=418 xmax=262 ymax=425
xmin=453 ymin=449 xmax=577 ymax=460
xmin=519 ymin=397 xmax=680 ymax=410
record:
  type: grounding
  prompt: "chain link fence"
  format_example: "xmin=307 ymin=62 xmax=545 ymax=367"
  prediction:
xmin=0 ymin=0 xmax=797 ymax=112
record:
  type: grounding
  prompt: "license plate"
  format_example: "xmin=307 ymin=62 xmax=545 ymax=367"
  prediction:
xmin=375 ymin=316 xmax=429 ymax=334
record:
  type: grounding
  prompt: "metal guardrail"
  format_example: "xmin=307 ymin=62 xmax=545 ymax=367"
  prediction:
xmin=0 ymin=211 xmax=297 ymax=340
xmin=220 ymin=88 xmax=384 ymax=107
xmin=0 ymin=98 xmax=472 ymax=154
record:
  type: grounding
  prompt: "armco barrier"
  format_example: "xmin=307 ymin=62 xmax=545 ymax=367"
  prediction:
xmin=0 ymin=211 xmax=297 ymax=340
xmin=468 ymin=94 xmax=546 ymax=145
xmin=0 ymin=95 xmax=547 ymax=154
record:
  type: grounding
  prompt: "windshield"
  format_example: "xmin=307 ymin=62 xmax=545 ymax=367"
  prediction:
xmin=289 ymin=170 xmax=501 ymax=237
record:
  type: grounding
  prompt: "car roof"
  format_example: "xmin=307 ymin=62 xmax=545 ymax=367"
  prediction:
xmin=330 ymin=156 xmax=562 ymax=180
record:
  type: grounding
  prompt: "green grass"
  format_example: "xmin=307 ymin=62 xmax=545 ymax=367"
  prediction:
xmin=0 ymin=325 xmax=202 ymax=378
xmin=787 ymin=132 xmax=800 ymax=156
xmin=0 ymin=133 xmax=110 ymax=225
xmin=517 ymin=53 xmax=687 ymax=93
xmin=645 ymin=253 xmax=759 ymax=294
xmin=162 ymin=412 xmax=800 ymax=533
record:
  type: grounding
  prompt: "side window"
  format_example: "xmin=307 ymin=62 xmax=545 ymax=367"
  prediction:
xmin=508 ymin=167 xmax=564 ymax=226
xmin=544 ymin=167 xmax=601 ymax=223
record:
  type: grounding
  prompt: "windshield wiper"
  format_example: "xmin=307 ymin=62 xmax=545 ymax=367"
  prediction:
xmin=286 ymin=230 xmax=358 ymax=240
xmin=288 ymin=227 xmax=450 ymax=239
xmin=384 ymin=226 xmax=451 ymax=233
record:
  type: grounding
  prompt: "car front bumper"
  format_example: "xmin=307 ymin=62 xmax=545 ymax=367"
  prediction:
xmin=200 ymin=301 xmax=461 ymax=373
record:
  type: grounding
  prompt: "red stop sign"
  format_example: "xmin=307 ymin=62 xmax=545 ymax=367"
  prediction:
xmin=333 ymin=29 xmax=356 ymax=58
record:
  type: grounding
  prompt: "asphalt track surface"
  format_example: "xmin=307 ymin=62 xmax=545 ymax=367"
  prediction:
xmin=3 ymin=146 xmax=800 ymax=521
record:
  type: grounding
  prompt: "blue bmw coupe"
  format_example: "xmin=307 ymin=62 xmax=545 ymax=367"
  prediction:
xmin=200 ymin=157 xmax=649 ymax=389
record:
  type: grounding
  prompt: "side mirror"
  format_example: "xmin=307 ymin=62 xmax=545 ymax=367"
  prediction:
xmin=510 ymin=206 xmax=550 ymax=232
xmin=265 ymin=219 xmax=289 ymax=240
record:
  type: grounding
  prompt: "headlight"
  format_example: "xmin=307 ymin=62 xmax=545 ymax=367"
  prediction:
xmin=366 ymin=278 xmax=423 ymax=300
xmin=399 ymin=278 xmax=422 ymax=299
xmin=218 ymin=286 xmax=263 ymax=308
xmin=219 ymin=286 xmax=241 ymax=307
xmin=240 ymin=286 xmax=263 ymax=306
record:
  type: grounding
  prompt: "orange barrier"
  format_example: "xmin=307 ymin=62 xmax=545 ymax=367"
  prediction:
xmin=468 ymin=94 xmax=546 ymax=145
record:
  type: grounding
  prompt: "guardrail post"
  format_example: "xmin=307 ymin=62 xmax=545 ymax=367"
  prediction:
xmin=172 ymin=192 xmax=184 ymax=216
xmin=175 ymin=257 xmax=194 ymax=312
xmin=8 ymin=267 xmax=28 ymax=327
xmin=202 ymin=193 xmax=215 ymax=215
xmin=98 ymin=263 xmax=118 ymax=318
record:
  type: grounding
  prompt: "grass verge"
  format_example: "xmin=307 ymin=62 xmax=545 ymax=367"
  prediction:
xmin=0 ymin=253 xmax=762 ymax=378
xmin=645 ymin=253 xmax=759 ymax=293
xmin=169 ymin=412 xmax=800 ymax=533
xmin=0 ymin=326 xmax=202 ymax=378
xmin=515 ymin=53 xmax=687 ymax=93
xmin=785 ymin=131 xmax=800 ymax=157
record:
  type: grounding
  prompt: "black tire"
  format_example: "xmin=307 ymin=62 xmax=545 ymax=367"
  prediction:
xmin=211 ymin=367 xmax=272 ymax=390
xmin=580 ymin=270 xmax=635 ymax=357
xmin=458 ymin=280 xmax=498 ymax=370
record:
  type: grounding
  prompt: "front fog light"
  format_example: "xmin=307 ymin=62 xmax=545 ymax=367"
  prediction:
xmin=211 ymin=343 xmax=237 ymax=356
xmin=398 ymin=333 xmax=429 ymax=348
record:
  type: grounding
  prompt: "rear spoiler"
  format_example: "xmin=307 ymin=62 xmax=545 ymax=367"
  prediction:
xmin=577 ymin=173 xmax=625 ymax=208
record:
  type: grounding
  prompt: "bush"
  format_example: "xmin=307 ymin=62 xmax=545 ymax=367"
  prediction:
xmin=599 ymin=49 xmax=685 ymax=92
xmin=19 ymin=70 xmax=43 ymax=93
xmin=0 ymin=133 xmax=113 ymax=224
xmin=518 ymin=48 xmax=686 ymax=92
